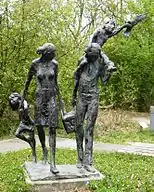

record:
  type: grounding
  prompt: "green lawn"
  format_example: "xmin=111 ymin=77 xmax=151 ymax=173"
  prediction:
xmin=0 ymin=148 xmax=154 ymax=192
xmin=57 ymin=128 xmax=154 ymax=145
xmin=94 ymin=129 xmax=154 ymax=144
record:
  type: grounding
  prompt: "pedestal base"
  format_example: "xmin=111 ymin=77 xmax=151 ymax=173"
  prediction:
xmin=24 ymin=161 xmax=104 ymax=192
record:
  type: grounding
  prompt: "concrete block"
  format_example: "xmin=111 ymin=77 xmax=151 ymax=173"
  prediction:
xmin=24 ymin=162 xmax=104 ymax=192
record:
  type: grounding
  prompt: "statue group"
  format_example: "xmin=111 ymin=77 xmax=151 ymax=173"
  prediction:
xmin=9 ymin=16 xmax=145 ymax=174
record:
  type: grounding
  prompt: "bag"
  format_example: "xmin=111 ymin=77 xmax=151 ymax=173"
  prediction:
xmin=56 ymin=86 xmax=76 ymax=134
xmin=61 ymin=110 xmax=76 ymax=134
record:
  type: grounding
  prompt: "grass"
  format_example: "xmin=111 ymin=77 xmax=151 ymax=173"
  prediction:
xmin=0 ymin=148 xmax=154 ymax=191
xmin=57 ymin=127 xmax=154 ymax=145
xmin=93 ymin=109 xmax=154 ymax=144
xmin=94 ymin=129 xmax=154 ymax=144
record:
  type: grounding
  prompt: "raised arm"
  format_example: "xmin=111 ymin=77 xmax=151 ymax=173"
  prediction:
xmin=112 ymin=14 xmax=146 ymax=37
xmin=110 ymin=23 xmax=129 ymax=37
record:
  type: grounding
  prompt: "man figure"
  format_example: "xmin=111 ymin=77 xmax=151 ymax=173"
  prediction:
xmin=72 ymin=43 xmax=116 ymax=172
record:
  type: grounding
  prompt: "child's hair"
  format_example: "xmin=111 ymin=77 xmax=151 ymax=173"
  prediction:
xmin=9 ymin=92 xmax=21 ymax=111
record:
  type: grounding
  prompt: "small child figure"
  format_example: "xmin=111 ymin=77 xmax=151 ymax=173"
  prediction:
xmin=9 ymin=92 xmax=36 ymax=162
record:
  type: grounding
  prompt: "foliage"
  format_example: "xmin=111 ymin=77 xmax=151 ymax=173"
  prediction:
xmin=100 ymin=0 xmax=154 ymax=111
xmin=0 ymin=0 xmax=86 ymax=116
xmin=0 ymin=0 xmax=153 ymax=116
xmin=0 ymin=0 xmax=154 ymax=139
xmin=0 ymin=118 xmax=18 ymax=138
xmin=0 ymin=148 xmax=154 ymax=191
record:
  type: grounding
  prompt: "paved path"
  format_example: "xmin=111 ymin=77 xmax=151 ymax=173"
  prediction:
xmin=0 ymin=136 xmax=154 ymax=157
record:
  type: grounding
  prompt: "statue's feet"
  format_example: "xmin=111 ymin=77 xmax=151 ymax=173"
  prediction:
xmin=42 ymin=148 xmax=48 ymax=164
xmin=84 ymin=165 xmax=96 ymax=173
xmin=76 ymin=162 xmax=83 ymax=169
xmin=50 ymin=166 xmax=59 ymax=174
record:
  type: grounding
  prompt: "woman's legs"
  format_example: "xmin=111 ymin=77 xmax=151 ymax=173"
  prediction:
xmin=49 ymin=127 xmax=59 ymax=174
xmin=37 ymin=126 xmax=48 ymax=163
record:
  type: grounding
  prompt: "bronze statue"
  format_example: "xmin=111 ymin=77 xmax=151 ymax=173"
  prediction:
xmin=22 ymin=43 xmax=59 ymax=174
xmin=9 ymin=92 xmax=36 ymax=162
xmin=90 ymin=14 xmax=146 ymax=47
xmin=72 ymin=43 xmax=116 ymax=172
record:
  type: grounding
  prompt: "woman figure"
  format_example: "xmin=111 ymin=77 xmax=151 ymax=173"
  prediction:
xmin=22 ymin=43 xmax=59 ymax=174
xmin=72 ymin=43 xmax=116 ymax=172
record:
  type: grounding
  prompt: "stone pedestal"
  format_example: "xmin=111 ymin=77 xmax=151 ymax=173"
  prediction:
xmin=24 ymin=161 xmax=104 ymax=192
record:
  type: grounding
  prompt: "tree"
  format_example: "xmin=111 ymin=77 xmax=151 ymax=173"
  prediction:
xmin=0 ymin=0 xmax=153 ymax=120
